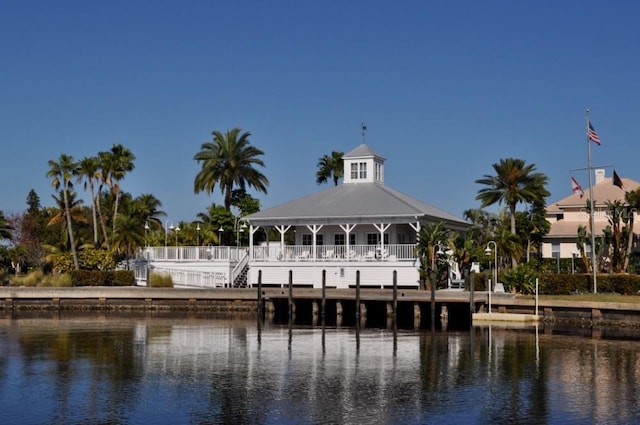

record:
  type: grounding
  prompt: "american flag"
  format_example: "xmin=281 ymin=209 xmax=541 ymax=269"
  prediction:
xmin=588 ymin=120 xmax=601 ymax=145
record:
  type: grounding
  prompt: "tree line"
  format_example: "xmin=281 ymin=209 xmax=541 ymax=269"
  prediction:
xmin=1 ymin=128 xmax=639 ymax=291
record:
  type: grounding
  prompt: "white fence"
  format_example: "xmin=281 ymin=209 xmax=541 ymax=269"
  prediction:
xmin=251 ymin=244 xmax=416 ymax=262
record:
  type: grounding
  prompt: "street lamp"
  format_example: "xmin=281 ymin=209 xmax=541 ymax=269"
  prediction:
xmin=174 ymin=224 xmax=181 ymax=246
xmin=235 ymin=218 xmax=246 ymax=248
xmin=144 ymin=221 xmax=150 ymax=247
xmin=485 ymin=241 xmax=497 ymax=314
xmin=428 ymin=243 xmax=444 ymax=326
xmin=218 ymin=226 xmax=224 ymax=246
xmin=164 ymin=220 xmax=173 ymax=247
xmin=196 ymin=223 xmax=201 ymax=246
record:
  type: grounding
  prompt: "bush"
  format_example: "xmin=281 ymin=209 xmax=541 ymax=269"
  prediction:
xmin=148 ymin=272 xmax=173 ymax=288
xmin=69 ymin=270 xmax=135 ymax=287
xmin=539 ymin=273 xmax=640 ymax=295
xmin=8 ymin=270 xmax=73 ymax=287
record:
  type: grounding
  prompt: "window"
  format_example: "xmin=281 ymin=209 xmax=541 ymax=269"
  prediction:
xmin=375 ymin=162 xmax=382 ymax=181
xmin=359 ymin=162 xmax=367 ymax=179
xmin=351 ymin=163 xmax=358 ymax=179
xmin=302 ymin=234 xmax=323 ymax=245
xmin=336 ymin=233 xmax=356 ymax=245
xmin=367 ymin=233 xmax=389 ymax=245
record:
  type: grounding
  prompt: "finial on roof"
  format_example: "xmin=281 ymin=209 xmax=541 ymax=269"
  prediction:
xmin=361 ymin=122 xmax=367 ymax=143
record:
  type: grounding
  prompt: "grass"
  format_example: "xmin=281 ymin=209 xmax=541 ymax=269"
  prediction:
xmin=9 ymin=270 xmax=73 ymax=287
xmin=518 ymin=293 xmax=640 ymax=304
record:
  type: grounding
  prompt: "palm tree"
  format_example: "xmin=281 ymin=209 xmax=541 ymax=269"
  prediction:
xmin=416 ymin=221 xmax=451 ymax=289
xmin=111 ymin=214 xmax=145 ymax=263
xmin=623 ymin=189 xmax=640 ymax=271
xmin=193 ymin=128 xmax=269 ymax=210
xmin=104 ymin=144 xmax=136 ymax=232
xmin=316 ymin=151 xmax=344 ymax=186
xmin=48 ymin=191 xmax=88 ymax=251
xmin=0 ymin=211 xmax=13 ymax=241
xmin=46 ymin=154 xmax=79 ymax=269
xmin=76 ymin=156 xmax=101 ymax=246
xmin=475 ymin=158 xmax=549 ymax=266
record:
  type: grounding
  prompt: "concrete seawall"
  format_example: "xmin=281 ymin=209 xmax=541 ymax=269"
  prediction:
xmin=2 ymin=287 xmax=640 ymax=328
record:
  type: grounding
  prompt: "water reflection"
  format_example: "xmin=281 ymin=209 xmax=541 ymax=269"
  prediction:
xmin=0 ymin=314 xmax=639 ymax=424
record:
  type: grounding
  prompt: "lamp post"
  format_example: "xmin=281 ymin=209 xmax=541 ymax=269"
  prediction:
xmin=144 ymin=221 xmax=150 ymax=247
xmin=235 ymin=217 xmax=246 ymax=248
xmin=484 ymin=241 xmax=497 ymax=314
xmin=196 ymin=223 xmax=201 ymax=247
xmin=431 ymin=243 xmax=443 ymax=326
xmin=174 ymin=224 xmax=180 ymax=246
xmin=164 ymin=220 xmax=173 ymax=248
xmin=218 ymin=226 xmax=224 ymax=246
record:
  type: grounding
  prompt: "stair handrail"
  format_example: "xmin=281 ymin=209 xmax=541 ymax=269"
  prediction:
xmin=231 ymin=248 xmax=250 ymax=285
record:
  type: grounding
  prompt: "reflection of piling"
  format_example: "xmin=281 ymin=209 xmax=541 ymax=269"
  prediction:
xmin=392 ymin=270 xmax=398 ymax=322
xmin=355 ymin=270 xmax=361 ymax=322
xmin=321 ymin=270 xmax=326 ymax=324
xmin=469 ymin=271 xmax=475 ymax=327
xmin=288 ymin=270 xmax=293 ymax=323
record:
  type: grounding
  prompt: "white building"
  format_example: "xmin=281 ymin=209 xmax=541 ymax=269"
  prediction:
xmin=140 ymin=142 xmax=469 ymax=289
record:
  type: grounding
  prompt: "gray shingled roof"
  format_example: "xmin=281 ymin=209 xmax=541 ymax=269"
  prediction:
xmin=343 ymin=143 xmax=384 ymax=160
xmin=245 ymin=182 xmax=469 ymax=228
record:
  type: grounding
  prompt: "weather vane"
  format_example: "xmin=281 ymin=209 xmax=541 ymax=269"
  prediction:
xmin=361 ymin=122 xmax=367 ymax=143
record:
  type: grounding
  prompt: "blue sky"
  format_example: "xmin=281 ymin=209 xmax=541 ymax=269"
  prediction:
xmin=2 ymin=1 xmax=639 ymax=223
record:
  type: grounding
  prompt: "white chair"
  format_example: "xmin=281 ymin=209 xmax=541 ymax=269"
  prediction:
xmin=363 ymin=250 xmax=376 ymax=261
xmin=296 ymin=251 xmax=310 ymax=261
xmin=322 ymin=249 xmax=334 ymax=260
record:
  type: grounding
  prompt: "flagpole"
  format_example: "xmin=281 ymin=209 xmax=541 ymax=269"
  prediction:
xmin=586 ymin=109 xmax=597 ymax=294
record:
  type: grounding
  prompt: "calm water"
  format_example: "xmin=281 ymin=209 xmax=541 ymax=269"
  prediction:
xmin=1 ymin=313 xmax=639 ymax=425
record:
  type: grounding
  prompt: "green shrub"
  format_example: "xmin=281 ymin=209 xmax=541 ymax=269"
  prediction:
xmin=148 ymin=272 xmax=173 ymax=288
xmin=502 ymin=263 xmax=537 ymax=294
xmin=42 ymin=273 xmax=73 ymax=287
xmin=112 ymin=270 xmax=135 ymax=286
xmin=10 ymin=270 xmax=44 ymax=287
xmin=538 ymin=273 xmax=640 ymax=295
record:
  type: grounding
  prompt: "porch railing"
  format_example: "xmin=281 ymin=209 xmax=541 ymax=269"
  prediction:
xmin=251 ymin=244 xmax=417 ymax=262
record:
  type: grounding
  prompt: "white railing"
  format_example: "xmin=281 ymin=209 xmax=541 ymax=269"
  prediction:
xmin=231 ymin=249 xmax=250 ymax=285
xmin=138 ymin=246 xmax=246 ymax=262
xmin=146 ymin=267 xmax=229 ymax=288
xmin=251 ymin=244 xmax=417 ymax=262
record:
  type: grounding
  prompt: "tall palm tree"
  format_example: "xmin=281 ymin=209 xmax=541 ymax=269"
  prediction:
xmin=475 ymin=158 xmax=549 ymax=266
xmin=48 ymin=191 xmax=88 ymax=250
xmin=194 ymin=128 xmax=269 ymax=210
xmin=104 ymin=144 xmax=136 ymax=232
xmin=46 ymin=154 xmax=79 ymax=269
xmin=316 ymin=151 xmax=344 ymax=186
xmin=76 ymin=156 xmax=101 ymax=247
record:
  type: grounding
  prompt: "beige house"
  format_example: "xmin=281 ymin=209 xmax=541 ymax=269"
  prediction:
xmin=542 ymin=169 xmax=640 ymax=259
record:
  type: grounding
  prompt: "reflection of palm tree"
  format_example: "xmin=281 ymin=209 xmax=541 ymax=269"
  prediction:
xmin=47 ymin=154 xmax=80 ymax=269
xmin=316 ymin=151 xmax=344 ymax=186
xmin=475 ymin=158 xmax=549 ymax=266
xmin=194 ymin=128 xmax=269 ymax=210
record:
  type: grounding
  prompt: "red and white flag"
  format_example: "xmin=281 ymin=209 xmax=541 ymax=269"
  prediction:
xmin=571 ymin=176 xmax=584 ymax=198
